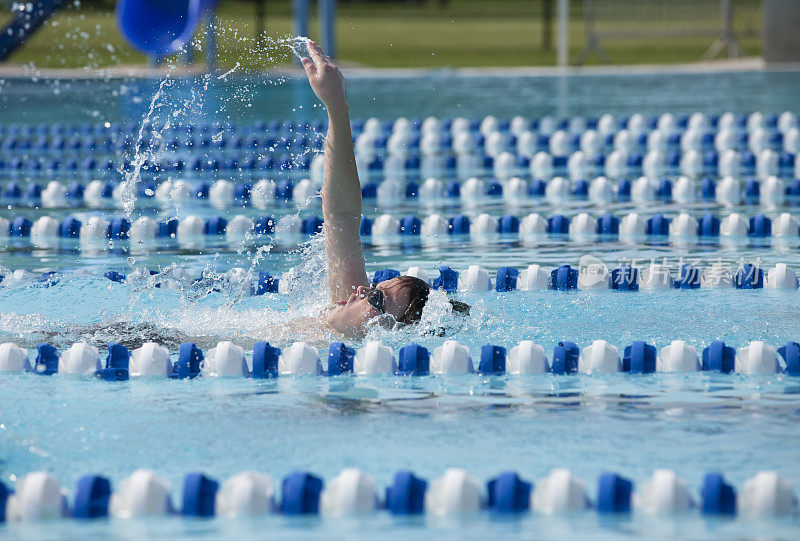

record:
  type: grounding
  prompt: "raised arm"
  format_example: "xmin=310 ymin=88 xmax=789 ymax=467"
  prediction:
xmin=302 ymin=41 xmax=369 ymax=303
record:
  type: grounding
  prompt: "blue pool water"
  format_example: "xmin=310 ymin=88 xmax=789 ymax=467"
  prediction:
xmin=1 ymin=68 xmax=800 ymax=537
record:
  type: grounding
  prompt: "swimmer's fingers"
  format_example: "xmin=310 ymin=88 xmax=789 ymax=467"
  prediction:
xmin=301 ymin=56 xmax=317 ymax=77
xmin=308 ymin=40 xmax=333 ymax=68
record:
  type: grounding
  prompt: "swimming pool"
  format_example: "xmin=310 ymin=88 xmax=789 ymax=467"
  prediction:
xmin=1 ymin=68 xmax=800 ymax=538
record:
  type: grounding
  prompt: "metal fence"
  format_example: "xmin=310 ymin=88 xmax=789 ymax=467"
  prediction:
xmin=573 ymin=0 xmax=762 ymax=65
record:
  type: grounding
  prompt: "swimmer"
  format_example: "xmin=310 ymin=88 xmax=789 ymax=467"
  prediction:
xmin=20 ymin=43 xmax=466 ymax=351
xmin=301 ymin=41 xmax=467 ymax=338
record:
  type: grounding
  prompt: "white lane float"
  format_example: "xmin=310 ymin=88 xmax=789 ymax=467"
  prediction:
xmin=658 ymin=340 xmax=700 ymax=372
xmin=109 ymin=469 xmax=173 ymax=518
xmin=278 ymin=342 xmax=321 ymax=375
xmin=205 ymin=341 xmax=248 ymax=377
xmin=5 ymin=472 xmax=69 ymax=521
xmin=0 ymin=342 xmax=31 ymax=372
xmin=517 ymin=264 xmax=550 ymax=290
xmin=320 ymin=468 xmax=379 ymax=516
xmin=354 ymin=342 xmax=397 ymax=375
xmin=580 ymin=340 xmax=621 ymax=374
xmin=507 ymin=341 xmax=549 ymax=374
xmin=738 ymin=471 xmax=798 ymax=518
xmin=431 ymin=341 xmax=473 ymax=374
xmin=59 ymin=342 xmax=100 ymax=376
xmin=532 ymin=469 xmax=589 ymax=515
xmin=130 ymin=342 xmax=173 ymax=377
xmin=458 ymin=265 xmax=491 ymax=291
xmin=215 ymin=471 xmax=274 ymax=518
xmin=425 ymin=469 xmax=483 ymax=516
xmin=635 ymin=470 xmax=694 ymax=515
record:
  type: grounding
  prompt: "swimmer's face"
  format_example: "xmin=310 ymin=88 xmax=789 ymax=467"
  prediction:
xmin=325 ymin=278 xmax=412 ymax=337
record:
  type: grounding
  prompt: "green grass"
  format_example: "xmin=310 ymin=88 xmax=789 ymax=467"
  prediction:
xmin=0 ymin=0 xmax=762 ymax=70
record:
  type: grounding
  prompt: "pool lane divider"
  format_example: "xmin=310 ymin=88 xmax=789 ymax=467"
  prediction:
xmin=1 ymin=339 xmax=799 ymax=379
xmin=2 ymin=210 xmax=800 ymax=249
xmin=6 ymin=173 xmax=800 ymax=210
xmin=0 ymin=260 xmax=797 ymax=295
xmin=0 ymin=468 xmax=795 ymax=521
xmin=0 ymin=111 xmax=798 ymax=182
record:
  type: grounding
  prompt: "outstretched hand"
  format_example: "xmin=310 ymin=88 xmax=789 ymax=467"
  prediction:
xmin=302 ymin=41 xmax=347 ymax=113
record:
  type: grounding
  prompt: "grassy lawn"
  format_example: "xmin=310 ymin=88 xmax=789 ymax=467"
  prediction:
xmin=0 ymin=0 xmax=762 ymax=70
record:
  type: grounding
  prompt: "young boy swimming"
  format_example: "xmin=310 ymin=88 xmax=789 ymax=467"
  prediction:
xmin=300 ymin=41 xmax=449 ymax=338
xmin=37 ymin=42 xmax=464 ymax=349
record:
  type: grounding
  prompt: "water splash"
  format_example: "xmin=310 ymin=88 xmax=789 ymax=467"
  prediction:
xmin=286 ymin=36 xmax=312 ymax=60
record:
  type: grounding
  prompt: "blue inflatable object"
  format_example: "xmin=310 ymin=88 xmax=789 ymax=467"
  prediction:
xmin=4 ymin=182 xmax=22 ymax=199
xmin=397 ymin=344 xmax=430 ymax=376
xmin=610 ymin=266 xmax=639 ymax=291
xmin=498 ymin=215 xmax=519 ymax=233
xmin=159 ymin=218 xmax=179 ymax=238
xmin=107 ymin=217 xmax=131 ymax=240
xmin=702 ymin=341 xmax=735 ymax=373
xmin=104 ymin=271 xmax=126 ymax=283
xmin=253 ymin=216 xmax=275 ymax=235
xmin=676 ymin=263 xmax=702 ymax=289
xmin=386 ymin=471 xmax=427 ymax=515
xmin=777 ymin=342 xmax=800 ymax=376
xmin=0 ymin=480 xmax=6 ymax=523
xmin=698 ymin=213 xmax=720 ymax=237
xmin=182 ymin=473 xmax=219 ymax=517
xmin=701 ymin=473 xmax=736 ymax=515
xmin=552 ymin=341 xmax=579 ymax=375
xmin=251 ymin=341 xmax=280 ymax=378
xmin=399 ymin=215 xmax=421 ymax=235
xmin=204 ymin=216 xmax=227 ymax=235
xmin=495 ymin=267 xmax=518 ymax=292
xmin=361 ymin=183 xmax=377 ymax=200
xmin=34 ymin=343 xmax=59 ymax=375
xmin=700 ymin=178 xmax=716 ymax=200
xmin=73 ymin=475 xmax=111 ymax=519
xmin=646 ymin=214 xmax=670 ymax=236
xmin=117 ymin=0 xmax=218 ymax=59
xmin=597 ymin=214 xmax=619 ymax=235
xmin=622 ymin=341 xmax=656 ymax=374
xmin=445 ymin=181 xmax=461 ymax=198
xmin=572 ymin=179 xmax=589 ymax=199
xmin=281 ymin=472 xmax=323 ymax=515
xmin=10 ymin=216 xmax=32 ymax=237
xmin=487 ymin=472 xmax=532 ymax=513
xmin=59 ymin=217 xmax=81 ymax=238
xmin=597 ymin=472 xmax=633 ymax=513
xmin=616 ymin=178 xmax=631 ymax=201
xmin=448 ymin=214 xmax=470 ymax=234
xmin=478 ymin=345 xmax=506 ymax=375
xmin=327 ymin=342 xmax=355 ymax=376
xmin=253 ymin=271 xmax=279 ymax=295
xmin=547 ymin=214 xmax=570 ymax=234
xmin=529 ymin=178 xmax=547 ymax=197
xmin=373 ymin=268 xmax=400 ymax=285
xmin=550 ymin=265 xmax=578 ymax=290
xmin=748 ymin=214 xmax=772 ymax=238
xmin=96 ymin=343 xmax=130 ymax=381
xmin=744 ymin=178 xmax=761 ymax=205
xmin=171 ymin=342 xmax=203 ymax=379
xmin=359 ymin=216 xmax=373 ymax=236
xmin=734 ymin=263 xmax=764 ymax=289
xmin=301 ymin=215 xmax=323 ymax=236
